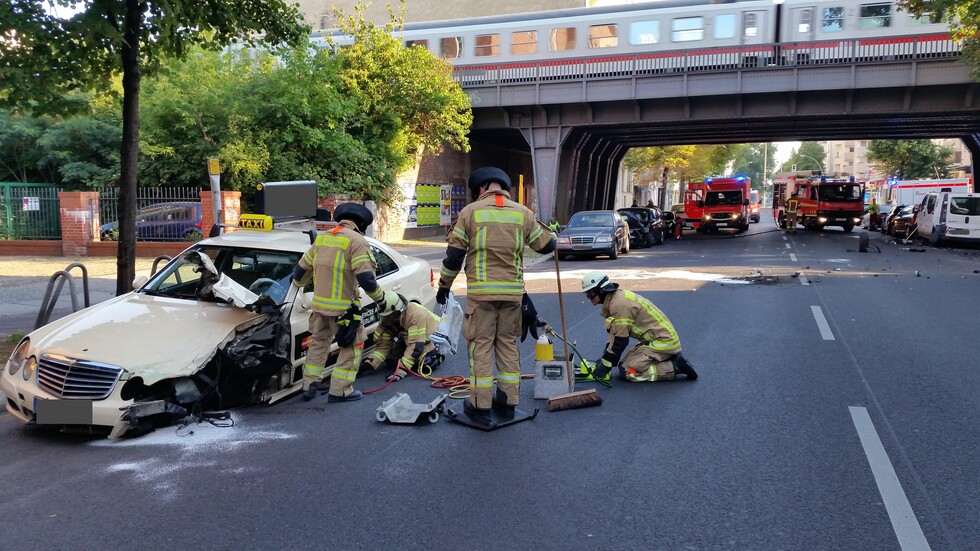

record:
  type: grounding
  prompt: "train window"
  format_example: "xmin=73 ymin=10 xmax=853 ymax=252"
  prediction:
xmin=440 ymin=36 xmax=462 ymax=59
xmin=859 ymin=3 xmax=892 ymax=29
xmin=549 ymin=27 xmax=577 ymax=51
xmin=671 ymin=17 xmax=704 ymax=42
xmin=629 ymin=21 xmax=660 ymax=45
xmin=821 ymin=7 xmax=845 ymax=32
xmin=909 ymin=12 xmax=943 ymax=25
xmin=405 ymin=39 xmax=429 ymax=49
xmin=714 ymin=14 xmax=736 ymax=39
xmin=511 ymin=31 xmax=538 ymax=54
xmin=589 ymin=24 xmax=618 ymax=49
xmin=475 ymin=34 xmax=500 ymax=57
xmin=798 ymin=9 xmax=813 ymax=33
xmin=744 ymin=13 xmax=758 ymax=37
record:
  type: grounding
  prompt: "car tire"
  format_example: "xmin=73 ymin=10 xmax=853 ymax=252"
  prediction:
xmin=842 ymin=224 xmax=854 ymax=233
xmin=558 ymin=253 xmax=568 ymax=261
xmin=609 ymin=246 xmax=618 ymax=260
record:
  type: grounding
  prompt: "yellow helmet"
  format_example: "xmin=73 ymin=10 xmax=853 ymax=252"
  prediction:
xmin=379 ymin=291 xmax=405 ymax=318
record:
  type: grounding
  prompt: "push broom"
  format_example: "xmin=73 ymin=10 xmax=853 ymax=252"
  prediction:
xmin=546 ymin=250 xmax=602 ymax=412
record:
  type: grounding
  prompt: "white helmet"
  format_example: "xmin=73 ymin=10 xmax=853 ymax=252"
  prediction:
xmin=581 ymin=271 xmax=611 ymax=293
xmin=379 ymin=291 xmax=405 ymax=318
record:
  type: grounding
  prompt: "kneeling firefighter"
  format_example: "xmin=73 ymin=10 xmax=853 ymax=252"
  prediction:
xmin=581 ymin=271 xmax=698 ymax=382
xmin=360 ymin=290 xmax=444 ymax=380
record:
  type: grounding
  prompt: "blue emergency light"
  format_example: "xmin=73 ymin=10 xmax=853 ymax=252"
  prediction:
xmin=736 ymin=176 xmax=745 ymax=182
xmin=705 ymin=177 xmax=713 ymax=184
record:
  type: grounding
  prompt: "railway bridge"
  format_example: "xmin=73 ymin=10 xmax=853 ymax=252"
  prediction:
xmin=452 ymin=36 xmax=979 ymax=221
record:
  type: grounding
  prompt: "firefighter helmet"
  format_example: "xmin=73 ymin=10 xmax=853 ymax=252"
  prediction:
xmin=334 ymin=203 xmax=373 ymax=233
xmin=379 ymin=291 xmax=405 ymax=318
xmin=468 ymin=167 xmax=512 ymax=196
xmin=581 ymin=271 xmax=614 ymax=294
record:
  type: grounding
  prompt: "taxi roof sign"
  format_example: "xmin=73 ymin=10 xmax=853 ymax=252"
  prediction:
xmin=239 ymin=214 xmax=274 ymax=231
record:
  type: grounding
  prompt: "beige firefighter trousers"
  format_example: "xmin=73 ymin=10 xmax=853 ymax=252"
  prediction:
xmin=462 ymin=299 xmax=522 ymax=409
xmin=621 ymin=344 xmax=677 ymax=382
xmin=303 ymin=311 xmax=366 ymax=397
xmin=786 ymin=211 xmax=798 ymax=232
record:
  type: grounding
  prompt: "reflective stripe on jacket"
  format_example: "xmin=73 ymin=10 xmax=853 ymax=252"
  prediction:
xmin=600 ymin=289 xmax=681 ymax=355
xmin=299 ymin=220 xmax=380 ymax=316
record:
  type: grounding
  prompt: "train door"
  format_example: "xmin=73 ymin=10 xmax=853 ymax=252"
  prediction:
xmin=787 ymin=7 xmax=817 ymax=43
xmin=740 ymin=11 xmax=766 ymax=45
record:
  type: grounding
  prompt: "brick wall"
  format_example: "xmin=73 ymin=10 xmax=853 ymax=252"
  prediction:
xmin=58 ymin=191 xmax=100 ymax=256
xmin=200 ymin=190 xmax=242 ymax=235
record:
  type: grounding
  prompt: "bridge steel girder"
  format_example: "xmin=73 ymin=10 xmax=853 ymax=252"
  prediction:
xmin=467 ymin=61 xmax=979 ymax=215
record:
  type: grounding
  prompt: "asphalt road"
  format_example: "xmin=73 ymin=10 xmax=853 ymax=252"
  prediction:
xmin=1 ymin=215 xmax=977 ymax=550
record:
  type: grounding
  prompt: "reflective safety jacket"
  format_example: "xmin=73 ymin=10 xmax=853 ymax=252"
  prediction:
xmin=441 ymin=190 xmax=554 ymax=302
xmin=600 ymin=288 xmax=681 ymax=358
xmin=368 ymin=302 xmax=441 ymax=369
xmin=298 ymin=220 xmax=382 ymax=316
xmin=787 ymin=198 xmax=800 ymax=214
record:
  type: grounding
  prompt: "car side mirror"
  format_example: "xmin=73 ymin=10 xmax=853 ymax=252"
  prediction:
xmin=743 ymin=199 xmax=750 ymax=206
xmin=912 ymin=205 xmax=920 ymax=213
xmin=696 ymin=201 xmax=704 ymax=208
xmin=132 ymin=275 xmax=148 ymax=290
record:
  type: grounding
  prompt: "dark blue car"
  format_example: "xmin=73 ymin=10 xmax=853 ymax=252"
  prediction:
xmin=101 ymin=202 xmax=203 ymax=241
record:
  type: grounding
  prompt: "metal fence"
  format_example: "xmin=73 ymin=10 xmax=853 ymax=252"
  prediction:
xmin=93 ymin=186 xmax=204 ymax=242
xmin=0 ymin=183 xmax=62 ymax=240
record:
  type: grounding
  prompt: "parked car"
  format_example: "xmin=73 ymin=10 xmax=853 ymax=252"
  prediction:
xmin=661 ymin=209 xmax=679 ymax=238
xmin=556 ymin=210 xmax=629 ymax=260
xmin=2 ymin=220 xmax=437 ymax=439
xmin=670 ymin=203 xmax=691 ymax=229
xmin=881 ymin=204 xmax=907 ymax=234
xmin=861 ymin=203 xmax=893 ymax=231
xmin=886 ymin=205 xmax=916 ymax=238
xmin=101 ymin=202 xmax=203 ymax=241
xmin=617 ymin=207 xmax=666 ymax=248
xmin=915 ymin=190 xmax=980 ymax=245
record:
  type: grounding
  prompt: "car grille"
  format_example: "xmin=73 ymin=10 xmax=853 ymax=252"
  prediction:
xmin=37 ymin=355 xmax=123 ymax=400
xmin=709 ymin=213 xmax=734 ymax=221
xmin=570 ymin=236 xmax=595 ymax=245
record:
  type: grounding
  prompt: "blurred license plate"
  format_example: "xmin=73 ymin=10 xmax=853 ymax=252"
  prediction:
xmin=361 ymin=304 xmax=379 ymax=326
xmin=35 ymin=398 xmax=93 ymax=425
xmin=716 ymin=222 xmax=728 ymax=227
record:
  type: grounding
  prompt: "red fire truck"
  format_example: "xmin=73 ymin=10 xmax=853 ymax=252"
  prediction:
xmin=772 ymin=172 xmax=864 ymax=232
xmin=683 ymin=176 xmax=751 ymax=233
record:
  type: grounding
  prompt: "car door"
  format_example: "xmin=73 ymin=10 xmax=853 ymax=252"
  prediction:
xmin=917 ymin=194 xmax=936 ymax=237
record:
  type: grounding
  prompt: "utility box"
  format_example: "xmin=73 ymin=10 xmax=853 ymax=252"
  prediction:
xmin=533 ymin=353 xmax=574 ymax=400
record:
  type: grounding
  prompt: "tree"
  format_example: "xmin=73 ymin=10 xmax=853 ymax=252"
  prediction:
xmin=1 ymin=0 xmax=309 ymax=293
xmin=899 ymin=0 xmax=980 ymax=79
xmin=623 ymin=144 xmax=736 ymax=207
xmin=866 ymin=139 xmax=953 ymax=179
xmin=779 ymin=142 xmax=827 ymax=173
xmin=728 ymin=143 xmax=777 ymax=188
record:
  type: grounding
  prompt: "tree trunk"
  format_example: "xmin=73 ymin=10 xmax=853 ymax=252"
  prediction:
xmin=115 ymin=0 xmax=142 ymax=295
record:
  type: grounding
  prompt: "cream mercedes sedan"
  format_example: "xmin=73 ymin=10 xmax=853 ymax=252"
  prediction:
xmin=1 ymin=222 xmax=437 ymax=438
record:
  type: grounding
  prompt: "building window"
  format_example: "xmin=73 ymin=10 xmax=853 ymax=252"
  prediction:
xmin=474 ymin=34 xmax=500 ymax=57
xmin=715 ymin=14 xmax=736 ymax=39
xmin=511 ymin=30 xmax=537 ymax=54
xmin=440 ymin=36 xmax=462 ymax=59
xmin=630 ymin=20 xmax=660 ymax=44
xmin=798 ymin=9 xmax=812 ymax=33
xmin=821 ymin=7 xmax=845 ymax=31
xmin=859 ymin=3 xmax=892 ymax=29
xmin=549 ymin=27 xmax=577 ymax=51
xmin=672 ymin=17 xmax=704 ymax=42
xmin=589 ymin=24 xmax=618 ymax=48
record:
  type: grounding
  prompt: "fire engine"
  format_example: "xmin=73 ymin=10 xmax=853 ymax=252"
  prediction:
xmin=772 ymin=172 xmax=864 ymax=232
xmin=683 ymin=176 xmax=751 ymax=233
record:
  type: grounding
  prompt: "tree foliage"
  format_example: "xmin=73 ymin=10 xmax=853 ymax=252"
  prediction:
xmin=899 ymin=0 xmax=980 ymax=79
xmin=778 ymin=142 xmax=827 ymax=173
xmin=727 ymin=143 xmax=777 ymax=188
xmin=623 ymin=144 xmax=736 ymax=185
xmin=866 ymin=139 xmax=953 ymax=179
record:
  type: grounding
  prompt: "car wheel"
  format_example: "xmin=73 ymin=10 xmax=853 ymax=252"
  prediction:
xmin=842 ymin=224 xmax=854 ymax=233
xmin=609 ymin=246 xmax=618 ymax=260
xmin=558 ymin=253 xmax=568 ymax=261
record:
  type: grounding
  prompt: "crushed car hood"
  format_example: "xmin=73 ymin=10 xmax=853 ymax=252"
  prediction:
xmin=29 ymin=293 xmax=264 ymax=385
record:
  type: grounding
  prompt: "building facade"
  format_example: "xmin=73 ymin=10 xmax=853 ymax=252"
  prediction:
xmin=817 ymin=139 xmax=973 ymax=180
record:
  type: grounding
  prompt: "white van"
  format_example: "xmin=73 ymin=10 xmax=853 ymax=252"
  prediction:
xmin=915 ymin=189 xmax=980 ymax=245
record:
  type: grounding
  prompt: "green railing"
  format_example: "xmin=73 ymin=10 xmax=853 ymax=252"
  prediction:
xmin=0 ymin=183 xmax=62 ymax=240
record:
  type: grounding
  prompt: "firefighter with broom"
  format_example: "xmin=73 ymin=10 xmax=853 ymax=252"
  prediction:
xmin=581 ymin=271 xmax=698 ymax=382
xmin=437 ymin=167 xmax=556 ymax=428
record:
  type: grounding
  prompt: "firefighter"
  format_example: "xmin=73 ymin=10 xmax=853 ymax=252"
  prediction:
xmin=868 ymin=197 xmax=881 ymax=230
xmin=548 ymin=218 xmax=561 ymax=234
xmin=581 ymin=271 xmax=698 ymax=383
xmin=437 ymin=167 xmax=556 ymax=425
xmin=291 ymin=203 xmax=385 ymax=403
xmin=785 ymin=191 xmax=800 ymax=233
xmin=359 ymin=290 xmax=444 ymax=381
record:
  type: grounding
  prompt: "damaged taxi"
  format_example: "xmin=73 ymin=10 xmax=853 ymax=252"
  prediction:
xmin=1 ymin=216 xmax=437 ymax=438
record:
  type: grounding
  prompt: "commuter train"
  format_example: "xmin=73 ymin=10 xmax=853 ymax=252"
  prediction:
xmin=312 ymin=0 xmax=954 ymax=78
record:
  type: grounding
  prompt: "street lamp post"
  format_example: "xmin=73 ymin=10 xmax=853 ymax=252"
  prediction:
xmin=798 ymin=154 xmax=824 ymax=174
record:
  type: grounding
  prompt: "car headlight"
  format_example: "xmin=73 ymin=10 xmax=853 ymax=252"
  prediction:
xmin=731 ymin=213 xmax=740 ymax=220
xmin=6 ymin=338 xmax=29 ymax=376
xmin=22 ymin=356 xmax=37 ymax=381
xmin=703 ymin=215 xmax=710 ymax=221
xmin=853 ymin=217 xmax=861 ymax=223
xmin=596 ymin=236 xmax=612 ymax=243
xmin=818 ymin=217 xmax=828 ymax=223
xmin=557 ymin=237 xmax=570 ymax=244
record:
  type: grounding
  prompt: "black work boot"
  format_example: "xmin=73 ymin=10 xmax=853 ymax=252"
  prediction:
xmin=302 ymin=381 xmax=319 ymax=401
xmin=672 ymin=354 xmax=699 ymax=380
xmin=463 ymin=398 xmax=494 ymax=427
xmin=327 ymin=390 xmax=363 ymax=403
xmin=492 ymin=388 xmax=515 ymax=420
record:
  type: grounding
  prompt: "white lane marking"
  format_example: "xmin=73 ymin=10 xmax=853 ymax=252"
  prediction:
xmin=782 ymin=235 xmax=788 ymax=240
xmin=849 ymin=407 xmax=932 ymax=551
xmin=810 ymin=305 xmax=835 ymax=340
xmin=789 ymin=253 xmax=797 ymax=262
xmin=799 ymin=274 xmax=809 ymax=286
xmin=785 ymin=243 xmax=792 ymax=249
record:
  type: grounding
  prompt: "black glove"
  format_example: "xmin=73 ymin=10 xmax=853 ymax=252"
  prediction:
xmin=436 ymin=287 xmax=450 ymax=306
xmin=520 ymin=293 xmax=540 ymax=342
xmin=358 ymin=360 xmax=374 ymax=373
